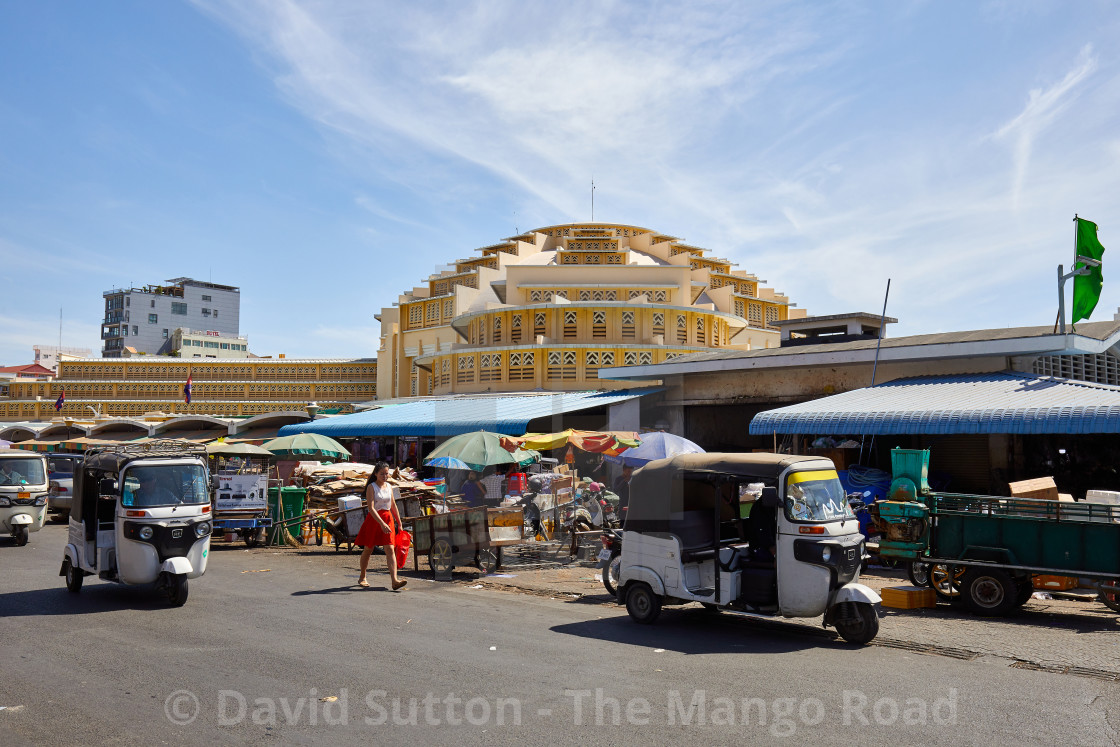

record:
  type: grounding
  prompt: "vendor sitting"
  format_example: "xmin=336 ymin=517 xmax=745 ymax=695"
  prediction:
xmin=462 ymin=471 xmax=487 ymax=506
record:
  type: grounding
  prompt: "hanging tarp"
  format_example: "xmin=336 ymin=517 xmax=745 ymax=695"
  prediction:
xmin=500 ymin=429 xmax=641 ymax=454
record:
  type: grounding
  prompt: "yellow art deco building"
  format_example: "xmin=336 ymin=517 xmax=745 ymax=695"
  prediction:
xmin=378 ymin=222 xmax=805 ymax=398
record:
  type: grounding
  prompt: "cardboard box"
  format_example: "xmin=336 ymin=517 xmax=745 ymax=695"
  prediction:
xmin=881 ymin=586 xmax=937 ymax=610
xmin=1008 ymin=476 xmax=1059 ymax=501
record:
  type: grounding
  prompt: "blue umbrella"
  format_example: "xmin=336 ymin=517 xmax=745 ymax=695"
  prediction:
xmin=605 ymin=431 xmax=705 ymax=467
xmin=424 ymin=455 xmax=472 ymax=471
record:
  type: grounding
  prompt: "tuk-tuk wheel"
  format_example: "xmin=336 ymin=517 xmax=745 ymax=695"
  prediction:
xmin=12 ymin=526 xmax=28 ymax=546
xmin=167 ymin=575 xmax=189 ymax=607
xmin=1097 ymin=580 xmax=1120 ymax=613
xmin=835 ymin=602 xmax=879 ymax=644
xmin=244 ymin=529 xmax=263 ymax=548
xmin=625 ymin=582 xmax=662 ymax=624
xmin=63 ymin=560 xmax=83 ymax=593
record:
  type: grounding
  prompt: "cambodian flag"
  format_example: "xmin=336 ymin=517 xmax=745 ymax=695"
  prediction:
xmin=184 ymin=375 xmax=192 ymax=404
xmin=54 ymin=391 xmax=65 ymax=411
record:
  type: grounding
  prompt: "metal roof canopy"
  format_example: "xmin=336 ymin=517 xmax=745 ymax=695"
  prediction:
xmin=748 ymin=372 xmax=1120 ymax=436
xmin=277 ymin=389 xmax=661 ymax=438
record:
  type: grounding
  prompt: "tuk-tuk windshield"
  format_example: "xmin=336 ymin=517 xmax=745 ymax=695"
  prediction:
xmin=785 ymin=470 xmax=854 ymax=523
xmin=0 ymin=458 xmax=46 ymax=486
xmin=121 ymin=464 xmax=209 ymax=508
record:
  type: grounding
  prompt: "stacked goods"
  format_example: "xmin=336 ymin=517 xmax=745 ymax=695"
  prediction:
xmin=1008 ymin=477 xmax=1059 ymax=501
xmin=300 ymin=463 xmax=451 ymax=516
xmin=880 ymin=586 xmax=937 ymax=610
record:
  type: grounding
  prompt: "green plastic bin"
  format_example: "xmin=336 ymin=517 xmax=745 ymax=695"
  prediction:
xmin=267 ymin=487 xmax=307 ymax=545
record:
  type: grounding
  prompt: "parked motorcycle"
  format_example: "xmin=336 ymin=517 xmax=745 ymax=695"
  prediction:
xmin=598 ymin=527 xmax=623 ymax=595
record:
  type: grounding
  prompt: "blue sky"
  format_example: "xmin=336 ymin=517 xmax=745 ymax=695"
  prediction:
xmin=2 ymin=1 xmax=1120 ymax=365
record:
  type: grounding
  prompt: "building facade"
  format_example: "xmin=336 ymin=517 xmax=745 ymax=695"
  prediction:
xmin=170 ymin=328 xmax=251 ymax=358
xmin=0 ymin=357 xmax=376 ymax=421
xmin=33 ymin=345 xmax=93 ymax=373
xmin=377 ymin=222 xmax=805 ymax=399
xmin=101 ymin=278 xmax=240 ymax=357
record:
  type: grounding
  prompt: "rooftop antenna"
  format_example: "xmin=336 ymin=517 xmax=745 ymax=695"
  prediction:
xmin=591 ymin=178 xmax=596 ymax=221
xmin=59 ymin=307 xmax=62 ymax=349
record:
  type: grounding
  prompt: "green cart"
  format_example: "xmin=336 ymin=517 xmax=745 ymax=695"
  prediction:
xmin=875 ymin=450 xmax=1120 ymax=616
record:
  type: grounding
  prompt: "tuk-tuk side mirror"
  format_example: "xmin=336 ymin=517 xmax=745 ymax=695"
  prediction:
xmin=759 ymin=486 xmax=780 ymax=508
xmin=99 ymin=478 xmax=119 ymax=498
xmin=847 ymin=492 xmax=867 ymax=512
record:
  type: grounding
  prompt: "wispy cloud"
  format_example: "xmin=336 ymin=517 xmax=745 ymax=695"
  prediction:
xmin=991 ymin=45 xmax=1097 ymax=209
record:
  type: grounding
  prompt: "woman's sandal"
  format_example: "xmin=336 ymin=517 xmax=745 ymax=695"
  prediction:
xmin=391 ymin=579 xmax=407 ymax=591
xmin=357 ymin=578 xmax=370 ymax=587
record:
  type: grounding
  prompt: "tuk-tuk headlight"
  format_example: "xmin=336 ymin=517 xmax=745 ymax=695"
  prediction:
xmin=34 ymin=495 xmax=48 ymax=506
xmin=139 ymin=526 xmax=154 ymax=541
xmin=0 ymin=496 xmax=9 ymax=507
xmin=195 ymin=522 xmax=211 ymax=538
xmin=821 ymin=546 xmax=832 ymax=563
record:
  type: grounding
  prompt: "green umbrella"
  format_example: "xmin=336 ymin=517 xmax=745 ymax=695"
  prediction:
xmin=427 ymin=431 xmax=519 ymax=472
xmin=513 ymin=448 xmax=540 ymax=468
xmin=262 ymin=433 xmax=351 ymax=462
xmin=205 ymin=441 xmax=274 ymax=458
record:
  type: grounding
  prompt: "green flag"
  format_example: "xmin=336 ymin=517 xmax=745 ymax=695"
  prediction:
xmin=1072 ymin=217 xmax=1105 ymax=324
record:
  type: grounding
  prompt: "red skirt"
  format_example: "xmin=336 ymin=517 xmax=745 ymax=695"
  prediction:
xmin=356 ymin=509 xmax=395 ymax=548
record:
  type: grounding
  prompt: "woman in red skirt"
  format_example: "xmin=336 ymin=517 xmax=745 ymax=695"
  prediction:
xmin=356 ymin=462 xmax=406 ymax=590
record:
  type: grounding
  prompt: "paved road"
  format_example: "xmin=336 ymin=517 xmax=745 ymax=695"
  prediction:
xmin=1 ymin=524 xmax=1117 ymax=745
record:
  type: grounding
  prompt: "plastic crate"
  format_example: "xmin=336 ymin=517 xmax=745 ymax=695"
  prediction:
xmin=1033 ymin=574 xmax=1078 ymax=591
xmin=881 ymin=585 xmax=937 ymax=609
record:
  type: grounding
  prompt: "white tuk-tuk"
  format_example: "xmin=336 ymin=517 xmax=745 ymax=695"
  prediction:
xmin=616 ymin=453 xmax=881 ymax=644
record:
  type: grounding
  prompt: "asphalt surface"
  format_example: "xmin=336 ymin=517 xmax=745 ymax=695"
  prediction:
xmin=1 ymin=523 xmax=1117 ymax=745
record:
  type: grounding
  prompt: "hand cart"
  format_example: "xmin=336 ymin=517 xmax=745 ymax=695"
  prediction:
xmin=407 ymin=505 xmax=524 ymax=578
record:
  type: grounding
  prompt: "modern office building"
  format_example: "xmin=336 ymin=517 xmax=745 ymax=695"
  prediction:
xmin=376 ymin=222 xmax=805 ymax=399
xmin=101 ymin=278 xmax=240 ymax=357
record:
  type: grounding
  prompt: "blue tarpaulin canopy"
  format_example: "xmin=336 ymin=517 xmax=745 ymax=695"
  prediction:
xmin=278 ymin=389 xmax=659 ymax=438
xmin=749 ymin=372 xmax=1120 ymax=436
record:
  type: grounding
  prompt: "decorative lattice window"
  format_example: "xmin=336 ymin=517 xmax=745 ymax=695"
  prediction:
xmin=511 ymin=314 xmax=522 ymax=342
xmin=409 ymin=305 xmax=422 ymax=326
xmin=493 ymin=316 xmax=502 ymax=343
xmin=427 ymin=303 xmax=439 ymax=321
xmin=624 ymin=351 xmax=638 ymax=366
xmin=606 ymin=253 xmax=622 ymax=264
xmin=653 ymin=312 xmax=665 ymax=332
xmin=652 ymin=290 xmax=666 ymax=303
xmin=530 ymin=290 xmax=547 ymax=302
xmin=734 ymin=299 xmax=745 ymax=317
xmin=444 ymin=299 xmax=454 ymax=318
xmin=480 ymin=353 xmax=502 ymax=382
xmin=639 ymin=351 xmax=653 ymax=365
xmin=534 ymin=312 xmax=546 ymax=338
xmin=548 ymin=350 xmax=577 ymax=380
xmin=440 ymin=358 xmax=451 ymax=387
xmin=592 ymin=310 xmax=607 ymax=339
xmin=563 ymin=310 xmax=578 ymax=339
xmin=579 ymin=290 xmax=592 ymax=301
xmin=554 ymin=290 xmax=568 ymax=300
xmin=630 ymin=290 xmax=644 ymax=300
xmin=765 ymin=307 xmax=779 ymax=326
xmin=696 ymin=317 xmax=706 ymax=345
xmin=676 ymin=314 xmax=688 ymax=344
xmin=621 ymin=310 xmax=635 ymax=339
xmin=749 ymin=303 xmax=763 ymax=325
xmin=456 ymin=355 xmax=475 ymax=384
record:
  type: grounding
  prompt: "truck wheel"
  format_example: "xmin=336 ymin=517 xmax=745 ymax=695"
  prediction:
xmin=907 ymin=561 xmax=930 ymax=588
xmin=64 ymin=560 xmax=83 ymax=593
xmin=244 ymin=528 xmax=264 ymax=548
xmin=12 ymin=526 xmax=28 ymax=546
xmin=1099 ymin=580 xmax=1120 ymax=613
xmin=835 ymin=602 xmax=880 ymax=645
xmin=625 ymin=582 xmax=662 ymax=624
xmin=167 ymin=575 xmax=189 ymax=607
xmin=1014 ymin=576 xmax=1036 ymax=607
xmin=601 ymin=553 xmax=621 ymax=597
xmin=962 ymin=568 xmax=1017 ymax=616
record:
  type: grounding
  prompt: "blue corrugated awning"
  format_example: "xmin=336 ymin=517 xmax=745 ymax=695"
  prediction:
xmin=749 ymin=372 xmax=1120 ymax=436
xmin=277 ymin=389 xmax=661 ymax=438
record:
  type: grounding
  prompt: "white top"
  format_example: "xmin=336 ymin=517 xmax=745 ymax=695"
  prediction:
xmin=368 ymin=482 xmax=394 ymax=512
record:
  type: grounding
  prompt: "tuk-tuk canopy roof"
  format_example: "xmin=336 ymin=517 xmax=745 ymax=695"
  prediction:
xmin=625 ymin=452 xmax=827 ymax=533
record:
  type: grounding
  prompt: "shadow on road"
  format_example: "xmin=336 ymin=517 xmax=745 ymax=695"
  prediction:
xmin=551 ymin=606 xmax=846 ymax=656
xmin=0 ymin=585 xmax=175 ymax=617
xmin=879 ymin=602 xmax=1120 ymax=633
xmin=291 ymin=584 xmax=391 ymax=596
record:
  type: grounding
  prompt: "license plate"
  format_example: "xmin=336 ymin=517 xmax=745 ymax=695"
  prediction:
xmin=17 ymin=492 xmax=30 ymax=500
xmin=597 ymin=548 xmax=613 ymax=562
xmin=172 ymin=528 xmax=183 ymax=538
